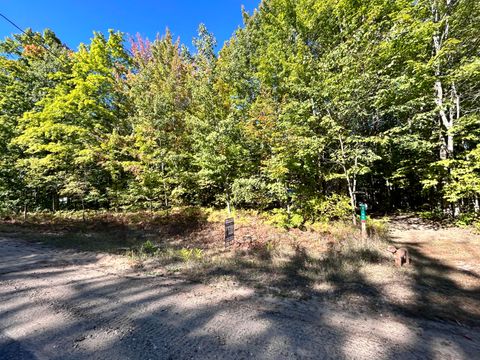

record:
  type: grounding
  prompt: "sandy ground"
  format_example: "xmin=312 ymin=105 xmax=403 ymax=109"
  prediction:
xmin=1 ymin=228 xmax=480 ymax=359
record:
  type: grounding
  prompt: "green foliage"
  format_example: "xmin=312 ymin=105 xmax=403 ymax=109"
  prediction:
xmin=303 ymin=195 xmax=352 ymax=223
xmin=232 ymin=177 xmax=271 ymax=209
xmin=455 ymin=212 xmax=479 ymax=228
xmin=418 ymin=210 xmax=445 ymax=221
xmin=0 ymin=1 xmax=479 ymax=218
xmin=267 ymin=208 xmax=304 ymax=229
xmin=366 ymin=218 xmax=390 ymax=239
xmin=266 ymin=209 xmax=290 ymax=228
xmin=177 ymin=248 xmax=204 ymax=262
xmin=473 ymin=221 xmax=480 ymax=234
xmin=289 ymin=213 xmax=304 ymax=229
xmin=141 ymin=240 xmax=158 ymax=256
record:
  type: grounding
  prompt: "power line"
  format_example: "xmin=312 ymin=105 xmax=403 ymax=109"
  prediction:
xmin=0 ymin=11 xmax=70 ymax=66
xmin=0 ymin=11 xmax=25 ymax=33
xmin=0 ymin=12 xmax=135 ymax=64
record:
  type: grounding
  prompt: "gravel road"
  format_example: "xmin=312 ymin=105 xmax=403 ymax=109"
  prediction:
xmin=1 ymin=236 xmax=479 ymax=359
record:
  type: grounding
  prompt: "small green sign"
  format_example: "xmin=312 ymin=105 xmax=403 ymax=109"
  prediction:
xmin=360 ymin=203 xmax=367 ymax=221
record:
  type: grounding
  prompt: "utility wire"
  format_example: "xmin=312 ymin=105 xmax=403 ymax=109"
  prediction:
xmin=1 ymin=12 xmax=135 ymax=63
xmin=0 ymin=11 xmax=70 ymax=66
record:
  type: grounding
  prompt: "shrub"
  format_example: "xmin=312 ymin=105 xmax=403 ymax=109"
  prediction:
xmin=303 ymin=194 xmax=351 ymax=222
xmin=455 ymin=212 xmax=478 ymax=227
xmin=418 ymin=210 xmax=444 ymax=221
xmin=141 ymin=240 xmax=158 ymax=255
xmin=473 ymin=221 xmax=480 ymax=234
xmin=232 ymin=177 xmax=271 ymax=209
xmin=267 ymin=208 xmax=304 ymax=229
xmin=267 ymin=208 xmax=289 ymax=228
xmin=289 ymin=213 xmax=304 ymax=228
xmin=366 ymin=217 xmax=390 ymax=240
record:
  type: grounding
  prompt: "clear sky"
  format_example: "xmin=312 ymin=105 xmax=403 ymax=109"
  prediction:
xmin=0 ymin=0 xmax=260 ymax=51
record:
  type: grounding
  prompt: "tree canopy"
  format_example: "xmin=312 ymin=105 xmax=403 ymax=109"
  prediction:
xmin=1 ymin=0 xmax=479 ymax=222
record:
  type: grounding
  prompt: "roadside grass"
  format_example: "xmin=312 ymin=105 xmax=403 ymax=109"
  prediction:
xmin=0 ymin=207 xmax=208 ymax=252
xmin=0 ymin=208 xmax=392 ymax=297
xmin=2 ymin=209 xmax=479 ymax=325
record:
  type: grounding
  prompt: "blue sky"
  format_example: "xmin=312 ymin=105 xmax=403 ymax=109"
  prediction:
xmin=0 ymin=0 xmax=260 ymax=51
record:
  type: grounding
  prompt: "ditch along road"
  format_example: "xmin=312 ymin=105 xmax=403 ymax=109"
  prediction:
xmin=0 ymin=227 xmax=479 ymax=359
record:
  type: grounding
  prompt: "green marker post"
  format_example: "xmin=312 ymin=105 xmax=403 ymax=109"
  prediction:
xmin=360 ymin=203 xmax=367 ymax=240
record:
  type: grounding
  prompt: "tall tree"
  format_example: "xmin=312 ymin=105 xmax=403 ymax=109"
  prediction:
xmin=126 ymin=30 xmax=193 ymax=209
xmin=0 ymin=29 xmax=70 ymax=214
xmin=12 ymin=30 xmax=131 ymax=211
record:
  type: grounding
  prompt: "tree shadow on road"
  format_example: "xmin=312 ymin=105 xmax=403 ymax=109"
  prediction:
xmin=1 ymin=227 xmax=479 ymax=359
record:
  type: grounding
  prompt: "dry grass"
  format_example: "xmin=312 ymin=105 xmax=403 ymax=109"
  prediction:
xmin=1 ymin=209 xmax=479 ymax=325
xmin=0 ymin=207 xmax=391 ymax=291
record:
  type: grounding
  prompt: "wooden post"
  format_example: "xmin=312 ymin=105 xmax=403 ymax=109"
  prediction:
xmin=225 ymin=218 xmax=234 ymax=248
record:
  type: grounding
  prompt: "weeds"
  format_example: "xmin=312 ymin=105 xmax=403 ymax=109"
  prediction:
xmin=367 ymin=217 xmax=390 ymax=239
xmin=3 ymin=210 xmax=479 ymax=325
xmin=0 ymin=207 xmax=392 ymax=295
xmin=418 ymin=210 xmax=445 ymax=221
xmin=474 ymin=221 xmax=480 ymax=234
xmin=140 ymin=240 xmax=158 ymax=255
xmin=177 ymin=248 xmax=204 ymax=262
xmin=128 ymin=241 xmax=205 ymax=265
xmin=248 ymin=240 xmax=278 ymax=260
xmin=455 ymin=212 xmax=479 ymax=227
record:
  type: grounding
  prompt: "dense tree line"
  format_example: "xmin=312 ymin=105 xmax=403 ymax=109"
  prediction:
xmin=1 ymin=0 xmax=479 ymax=222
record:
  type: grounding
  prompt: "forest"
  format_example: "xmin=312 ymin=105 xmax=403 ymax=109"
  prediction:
xmin=1 ymin=0 xmax=479 ymax=225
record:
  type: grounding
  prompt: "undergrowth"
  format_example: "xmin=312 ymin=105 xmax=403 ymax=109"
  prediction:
xmin=0 ymin=206 xmax=392 ymax=297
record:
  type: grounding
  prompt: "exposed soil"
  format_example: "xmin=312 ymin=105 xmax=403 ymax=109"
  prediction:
xmin=1 ymin=217 xmax=480 ymax=359
xmin=386 ymin=216 xmax=480 ymax=323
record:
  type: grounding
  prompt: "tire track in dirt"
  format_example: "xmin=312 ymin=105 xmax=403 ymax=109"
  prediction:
xmin=1 ymin=236 xmax=480 ymax=359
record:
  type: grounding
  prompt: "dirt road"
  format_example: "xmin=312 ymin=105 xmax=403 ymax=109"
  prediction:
xmin=1 ymin=232 xmax=479 ymax=359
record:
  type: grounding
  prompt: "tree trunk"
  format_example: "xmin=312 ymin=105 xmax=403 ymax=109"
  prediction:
xmin=350 ymin=199 xmax=357 ymax=226
xmin=348 ymin=183 xmax=357 ymax=226
xmin=81 ymin=198 xmax=86 ymax=223
xmin=161 ymin=162 xmax=168 ymax=209
xmin=432 ymin=0 xmax=461 ymax=215
xmin=453 ymin=203 xmax=460 ymax=217
xmin=339 ymin=136 xmax=357 ymax=225
xmin=432 ymin=0 xmax=456 ymax=160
